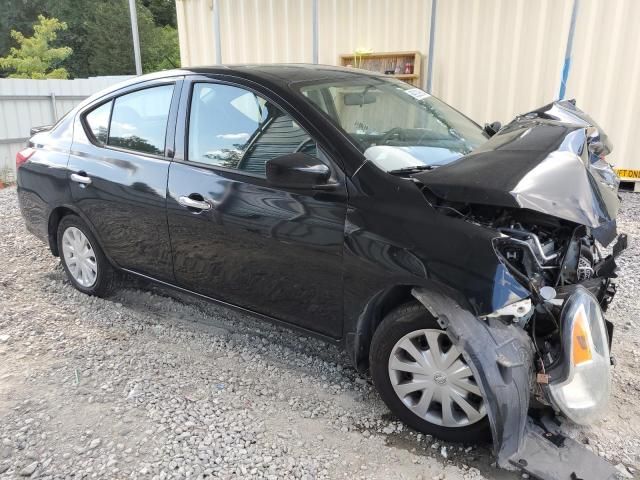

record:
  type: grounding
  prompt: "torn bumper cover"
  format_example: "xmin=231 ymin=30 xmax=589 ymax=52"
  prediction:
xmin=412 ymin=288 xmax=618 ymax=480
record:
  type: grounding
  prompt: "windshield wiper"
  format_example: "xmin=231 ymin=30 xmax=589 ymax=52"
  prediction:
xmin=387 ymin=165 xmax=435 ymax=175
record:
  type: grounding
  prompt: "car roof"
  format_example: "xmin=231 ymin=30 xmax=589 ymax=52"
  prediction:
xmin=117 ymin=64 xmax=386 ymax=91
xmin=187 ymin=64 xmax=386 ymax=85
xmin=75 ymin=64 xmax=388 ymax=112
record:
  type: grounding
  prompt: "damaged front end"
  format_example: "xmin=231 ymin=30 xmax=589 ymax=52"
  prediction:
xmin=413 ymin=101 xmax=627 ymax=479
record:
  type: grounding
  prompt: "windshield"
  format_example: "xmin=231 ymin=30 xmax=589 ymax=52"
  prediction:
xmin=298 ymin=77 xmax=488 ymax=172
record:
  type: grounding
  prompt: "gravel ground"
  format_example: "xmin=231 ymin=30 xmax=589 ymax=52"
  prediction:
xmin=0 ymin=185 xmax=638 ymax=480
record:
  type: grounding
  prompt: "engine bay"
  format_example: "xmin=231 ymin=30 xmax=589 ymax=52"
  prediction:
xmin=419 ymin=194 xmax=626 ymax=381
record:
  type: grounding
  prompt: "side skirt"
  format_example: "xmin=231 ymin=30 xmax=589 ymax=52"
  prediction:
xmin=120 ymin=268 xmax=343 ymax=345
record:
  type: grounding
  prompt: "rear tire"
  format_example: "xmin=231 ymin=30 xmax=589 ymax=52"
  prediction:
xmin=57 ymin=214 xmax=115 ymax=297
xmin=369 ymin=301 xmax=491 ymax=443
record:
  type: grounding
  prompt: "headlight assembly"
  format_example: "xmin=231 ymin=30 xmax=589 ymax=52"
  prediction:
xmin=545 ymin=286 xmax=611 ymax=424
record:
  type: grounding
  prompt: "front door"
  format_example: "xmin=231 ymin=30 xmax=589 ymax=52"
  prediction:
xmin=68 ymin=79 xmax=181 ymax=281
xmin=167 ymin=80 xmax=347 ymax=338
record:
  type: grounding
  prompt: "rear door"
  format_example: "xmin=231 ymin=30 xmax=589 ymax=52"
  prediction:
xmin=68 ymin=78 xmax=182 ymax=281
xmin=166 ymin=77 xmax=347 ymax=338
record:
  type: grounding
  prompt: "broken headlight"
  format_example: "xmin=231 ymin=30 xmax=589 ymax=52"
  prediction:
xmin=545 ymin=286 xmax=611 ymax=424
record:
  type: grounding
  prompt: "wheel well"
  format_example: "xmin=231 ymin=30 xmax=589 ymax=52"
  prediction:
xmin=351 ymin=285 xmax=416 ymax=372
xmin=48 ymin=207 xmax=75 ymax=256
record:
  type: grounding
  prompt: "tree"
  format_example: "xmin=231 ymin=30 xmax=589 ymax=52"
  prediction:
xmin=0 ymin=0 xmax=179 ymax=78
xmin=84 ymin=0 xmax=179 ymax=76
xmin=142 ymin=0 xmax=177 ymax=28
xmin=41 ymin=0 xmax=94 ymax=78
xmin=140 ymin=23 xmax=180 ymax=72
xmin=84 ymin=1 xmax=138 ymax=75
xmin=0 ymin=0 xmax=46 ymax=61
xmin=0 ymin=14 xmax=72 ymax=78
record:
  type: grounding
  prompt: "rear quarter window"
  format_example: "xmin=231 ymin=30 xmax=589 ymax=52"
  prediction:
xmin=84 ymin=101 xmax=112 ymax=144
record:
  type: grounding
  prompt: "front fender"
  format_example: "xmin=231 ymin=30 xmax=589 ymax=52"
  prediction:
xmin=411 ymin=287 xmax=534 ymax=465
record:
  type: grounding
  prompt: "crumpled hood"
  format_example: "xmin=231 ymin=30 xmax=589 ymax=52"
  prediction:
xmin=414 ymin=101 xmax=620 ymax=233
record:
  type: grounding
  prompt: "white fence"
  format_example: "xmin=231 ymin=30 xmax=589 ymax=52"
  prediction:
xmin=0 ymin=76 xmax=132 ymax=182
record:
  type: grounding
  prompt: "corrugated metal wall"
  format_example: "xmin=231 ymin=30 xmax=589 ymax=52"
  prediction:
xmin=175 ymin=0 xmax=640 ymax=170
xmin=431 ymin=0 xmax=573 ymax=127
xmin=220 ymin=0 xmax=313 ymax=63
xmin=316 ymin=0 xmax=430 ymax=66
xmin=176 ymin=0 xmax=314 ymax=65
xmin=564 ymin=0 xmax=640 ymax=170
xmin=176 ymin=0 xmax=431 ymax=67
xmin=176 ymin=0 xmax=218 ymax=66
xmin=0 ymin=76 xmax=131 ymax=182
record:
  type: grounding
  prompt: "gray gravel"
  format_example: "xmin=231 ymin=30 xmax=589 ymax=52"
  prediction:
xmin=0 ymin=185 xmax=638 ymax=479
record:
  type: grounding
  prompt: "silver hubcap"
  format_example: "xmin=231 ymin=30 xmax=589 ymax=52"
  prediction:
xmin=388 ymin=329 xmax=486 ymax=427
xmin=62 ymin=227 xmax=98 ymax=287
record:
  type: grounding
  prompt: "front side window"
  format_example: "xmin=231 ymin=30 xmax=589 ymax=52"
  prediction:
xmin=108 ymin=84 xmax=174 ymax=155
xmin=188 ymin=83 xmax=316 ymax=176
xmin=299 ymin=78 xmax=487 ymax=172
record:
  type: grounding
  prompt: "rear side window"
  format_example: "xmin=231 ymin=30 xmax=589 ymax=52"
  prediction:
xmin=85 ymin=101 xmax=112 ymax=144
xmin=109 ymin=85 xmax=174 ymax=155
xmin=188 ymin=82 xmax=316 ymax=175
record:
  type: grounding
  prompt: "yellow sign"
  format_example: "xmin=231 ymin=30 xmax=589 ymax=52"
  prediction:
xmin=614 ymin=168 xmax=640 ymax=180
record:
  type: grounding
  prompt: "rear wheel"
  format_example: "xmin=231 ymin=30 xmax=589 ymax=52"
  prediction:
xmin=369 ymin=301 xmax=490 ymax=443
xmin=57 ymin=215 xmax=115 ymax=297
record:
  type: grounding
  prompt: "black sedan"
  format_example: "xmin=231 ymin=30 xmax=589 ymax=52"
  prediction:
xmin=16 ymin=65 xmax=625 ymax=479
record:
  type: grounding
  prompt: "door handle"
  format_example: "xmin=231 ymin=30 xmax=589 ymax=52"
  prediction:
xmin=178 ymin=195 xmax=212 ymax=211
xmin=70 ymin=173 xmax=92 ymax=185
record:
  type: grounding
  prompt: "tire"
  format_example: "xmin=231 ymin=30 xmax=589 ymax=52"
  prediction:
xmin=369 ymin=301 xmax=491 ymax=443
xmin=56 ymin=214 xmax=115 ymax=297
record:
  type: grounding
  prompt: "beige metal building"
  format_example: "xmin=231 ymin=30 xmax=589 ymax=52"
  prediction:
xmin=176 ymin=0 xmax=640 ymax=175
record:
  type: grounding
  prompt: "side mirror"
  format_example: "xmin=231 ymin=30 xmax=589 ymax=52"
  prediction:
xmin=266 ymin=153 xmax=332 ymax=190
xmin=483 ymin=121 xmax=502 ymax=137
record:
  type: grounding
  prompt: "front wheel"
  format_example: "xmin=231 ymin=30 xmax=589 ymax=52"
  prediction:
xmin=369 ymin=302 xmax=490 ymax=443
xmin=57 ymin=214 xmax=115 ymax=297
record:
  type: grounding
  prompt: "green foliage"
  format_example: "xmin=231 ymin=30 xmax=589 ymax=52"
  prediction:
xmin=0 ymin=0 xmax=46 ymax=59
xmin=85 ymin=0 xmax=180 ymax=75
xmin=0 ymin=14 xmax=72 ymax=79
xmin=84 ymin=0 xmax=139 ymax=75
xmin=141 ymin=24 xmax=180 ymax=72
xmin=142 ymin=0 xmax=177 ymax=28
xmin=0 ymin=0 xmax=180 ymax=78
xmin=92 ymin=0 xmax=181 ymax=75
xmin=41 ymin=0 xmax=94 ymax=78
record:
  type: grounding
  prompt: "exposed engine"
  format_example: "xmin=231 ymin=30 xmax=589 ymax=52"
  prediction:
xmin=420 ymin=197 xmax=622 ymax=374
xmin=488 ymin=216 xmax=606 ymax=372
xmin=493 ymin=220 xmax=600 ymax=290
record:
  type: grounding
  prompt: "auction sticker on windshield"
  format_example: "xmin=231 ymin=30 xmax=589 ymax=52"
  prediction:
xmin=404 ymin=88 xmax=431 ymax=101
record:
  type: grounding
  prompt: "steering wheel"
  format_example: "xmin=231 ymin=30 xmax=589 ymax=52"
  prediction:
xmin=380 ymin=127 xmax=406 ymax=145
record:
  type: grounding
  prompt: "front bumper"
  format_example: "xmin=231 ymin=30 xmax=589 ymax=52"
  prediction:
xmin=412 ymin=287 xmax=619 ymax=480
